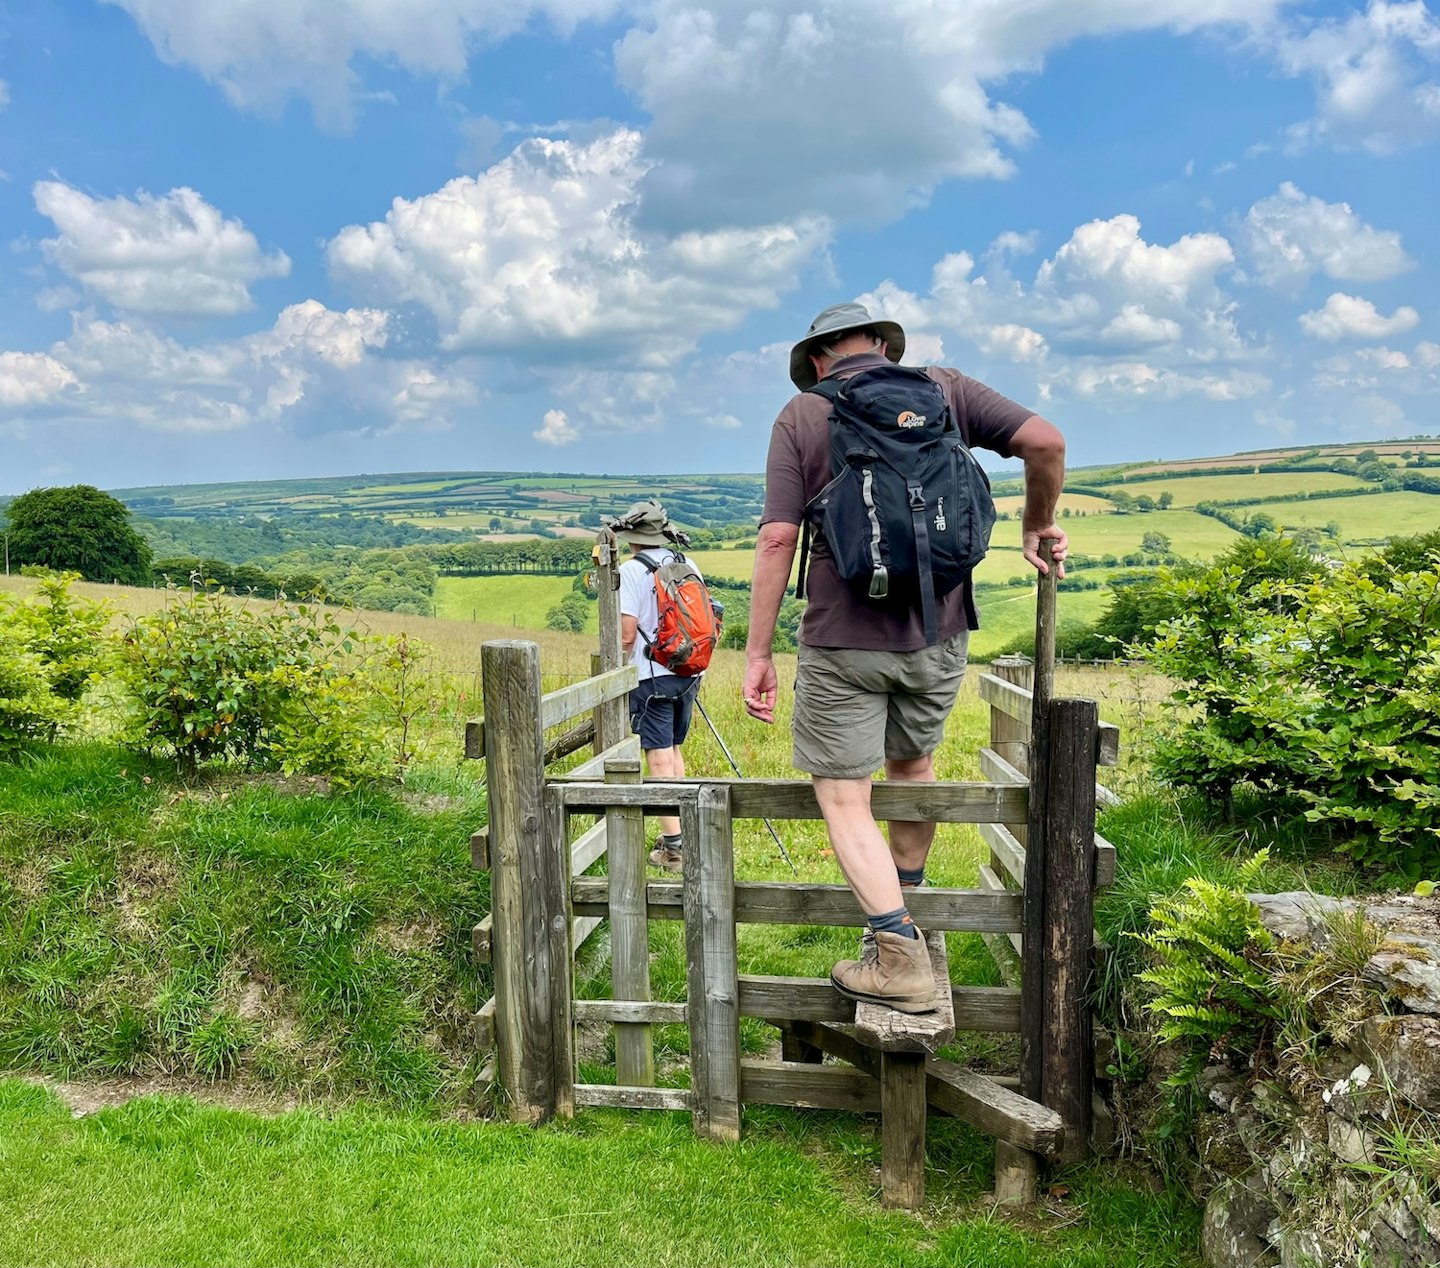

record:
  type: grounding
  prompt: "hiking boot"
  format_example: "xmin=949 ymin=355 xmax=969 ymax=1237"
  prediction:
xmin=648 ymin=844 xmax=683 ymax=873
xmin=831 ymin=929 xmax=936 ymax=1014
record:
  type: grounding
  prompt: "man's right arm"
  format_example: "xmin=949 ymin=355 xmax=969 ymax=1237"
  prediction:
xmin=742 ymin=522 xmax=799 ymax=724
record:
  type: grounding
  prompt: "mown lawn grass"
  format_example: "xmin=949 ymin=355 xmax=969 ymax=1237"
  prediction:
xmin=0 ymin=1080 xmax=1203 ymax=1267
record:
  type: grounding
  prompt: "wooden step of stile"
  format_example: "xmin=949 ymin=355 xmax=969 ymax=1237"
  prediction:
xmin=851 ymin=927 xmax=956 ymax=1053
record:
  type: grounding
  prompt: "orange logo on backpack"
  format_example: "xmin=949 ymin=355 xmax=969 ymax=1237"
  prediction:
xmin=897 ymin=410 xmax=927 ymax=428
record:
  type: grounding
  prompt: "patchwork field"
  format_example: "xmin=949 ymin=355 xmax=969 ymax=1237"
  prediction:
xmin=1096 ymin=471 xmax=1366 ymax=505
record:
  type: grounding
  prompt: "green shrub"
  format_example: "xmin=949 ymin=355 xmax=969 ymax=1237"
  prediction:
xmin=114 ymin=592 xmax=427 ymax=783
xmin=1134 ymin=851 xmax=1282 ymax=1083
xmin=0 ymin=640 xmax=65 ymax=758
xmin=1143 ymin=553 xmax=1440 ymax=877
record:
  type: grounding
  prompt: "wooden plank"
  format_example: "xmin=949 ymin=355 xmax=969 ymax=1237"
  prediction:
xmin=481 ymin=640 xmax=553 ymax=1124
xmin=470 ymin=828 xmax=489 ymax=871
xmin=740 ymin=1060 xmax=880 ymax=1112
xmin=979 ymin=745 xmax=1026 ymax=787
xmin=1039 ymin=698 xmax=1098 ymax=1165
xmin=543 ymin=784 xmax=578 ymax=1119
xmin=545 ymin=718 xmax=595 ymax=765
xmin=1095 ymin=781 xmax=1123 ymax=810
xmin=606 ymin=757 xmax=653 ymax=1090
xmin=474 ymin=997 xmax=496 ymax=1051
xmin=853 ymin=929 xmax=955 ymax=1053
xmin=464 ymin=717 xmax=485 ymax=761
xmin=978 ymin=821 xmax=1026 ymax=888
xmin=740 ymin=976 xmax=1020 ymax=1033
xmin=573 ymin=915 xmax=604 ymax=953
xmin=574 ymin=999 xmax=687 ymax=1025
xmin=571 ymin=877 xmax=1023 ymax=933
xmin=978 ymin=865 xmax=1023 ymax=957
xmin=779 ymin=1026 xmax=824 ymax=1065
xmin=924 ymin=1055 xmax=1065 ymax=1157
xmin=978 ymin=672 xmax=1034 ymax=726
xmin=978 ymin=792 xmax=1115 ymax=889
xmin=540 ymin=665 xmax=637 ymax=731
xmin=682 ymin=785 xmax=741 ymax=1143
xmin=570 ymin=820 xmax=609 ymax=876
xmin=1097 ymin=722 xmax=1120 ymax=768
xmin=557 ymin=777 xmax=1028 ymax=825
xmin=574 ymin=1084 xmax=691 ymax=1112
xmin=565 ymin=734 xmax=642 ymax=781
xmin=471 ymin=914 xmax=492 ymax=964
xmin=881 ymin=1052 xmax=928 ymax=1209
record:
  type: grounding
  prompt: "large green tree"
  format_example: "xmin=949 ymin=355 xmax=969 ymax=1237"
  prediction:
xmin=5 ymin=485 xmax=153 ymax=585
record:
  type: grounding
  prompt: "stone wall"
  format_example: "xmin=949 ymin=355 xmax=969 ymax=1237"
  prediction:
xmin=1191 ymin=893 xmax=1439 ymax=1268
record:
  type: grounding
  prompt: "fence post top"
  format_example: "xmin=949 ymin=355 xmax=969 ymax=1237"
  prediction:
xmin=482 ymin=638 xmax=541 ymax=653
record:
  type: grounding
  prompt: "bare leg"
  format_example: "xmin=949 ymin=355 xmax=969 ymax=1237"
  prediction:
xmin=813 ymin=776 xmax=904 ymax=916
xmin=884 ymin=753 xmax=937 ymax=875
xmin=645 ymin=745 xmax=685 ymax=837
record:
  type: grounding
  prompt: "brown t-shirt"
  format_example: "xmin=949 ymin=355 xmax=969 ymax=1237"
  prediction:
xmin=760 ymin=353 xmax=1033 ymax=651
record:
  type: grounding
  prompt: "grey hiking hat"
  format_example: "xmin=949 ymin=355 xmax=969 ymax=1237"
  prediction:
xmin=789 ymin=301 xmax=905 ymax=390
xmin=603 ymin=499 xmax=689 ymax=548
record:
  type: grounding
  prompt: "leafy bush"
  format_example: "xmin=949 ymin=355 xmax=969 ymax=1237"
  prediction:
xmin=0 ymin=640 xmax=66 ymax=758
xmin=1143 ymin=547 xmax=1440 ymax=877
xmin=1135 ymin=851 xmax=1282 ymax=1083
xmin=114 ymin=591 xmax=428 ymax=783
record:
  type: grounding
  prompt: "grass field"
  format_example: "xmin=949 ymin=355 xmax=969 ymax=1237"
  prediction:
xmin=994 ymin=492 xmax=1114 ymax=515
xmin=1268 ymin=490 xmax=1440 ymax=540
xmin=1096 ymin=470 xmax=1365 ymax=505
xmin=433 ymin=575 xmax=591 ymax=633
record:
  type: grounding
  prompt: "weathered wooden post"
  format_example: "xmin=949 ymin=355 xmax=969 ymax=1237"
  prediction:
xmin=483 ymin=639 xmax=566 ymax=1123
xmin=1040 ymin=696 xmax=1098 ymax=1162
xmin=682 ymin=784 xmax=740 ymax=1142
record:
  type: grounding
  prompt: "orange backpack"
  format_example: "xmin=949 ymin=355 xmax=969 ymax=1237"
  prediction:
xmin=638 ymin=551 xmax=720 ymax=676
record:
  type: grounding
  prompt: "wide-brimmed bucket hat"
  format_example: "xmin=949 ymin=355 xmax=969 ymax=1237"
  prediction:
xmin=603 ymin=499 xmax=688 ymax=548
xmin=789 ymin=301 xmax=906 ymax=389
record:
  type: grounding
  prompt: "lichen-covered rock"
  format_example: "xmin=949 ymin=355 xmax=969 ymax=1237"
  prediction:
xmin=1364 ymin=944 xmax=1440 ymax=1016
xmin=1325 ymin=1112 xmax=1379 ymax=1165
xmin=1354 ymin=1015 xmax=1440 ymax=1109
xmin=1203 ymin=1173 xmax=1280 ymax=1268
xmin=1271 ymin=1222 xmax=1325 ymax=1268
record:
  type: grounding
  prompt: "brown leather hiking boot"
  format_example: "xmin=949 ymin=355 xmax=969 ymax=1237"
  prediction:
xmin=831 ymin=929 xmax=937 ymax=1014
xmin=647 ymin=844 xmax=683 ymax=873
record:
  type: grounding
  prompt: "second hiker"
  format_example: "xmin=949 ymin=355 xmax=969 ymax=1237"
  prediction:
xmin=606 ymin=499 xmax=718 ymax=873
xmin=742 ymin=302 xmax=1069 ymax=1012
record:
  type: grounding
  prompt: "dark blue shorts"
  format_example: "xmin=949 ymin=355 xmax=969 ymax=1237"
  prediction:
xmin=629 ymin=676 xmax=698 ymax=751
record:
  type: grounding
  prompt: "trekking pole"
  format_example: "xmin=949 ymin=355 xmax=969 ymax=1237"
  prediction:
xmin=693 ymin=694 xmax=797 ymax=875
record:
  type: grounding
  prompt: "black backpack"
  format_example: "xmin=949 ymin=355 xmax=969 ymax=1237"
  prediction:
xmin=796 ymin=364 xmax=996 ymax=646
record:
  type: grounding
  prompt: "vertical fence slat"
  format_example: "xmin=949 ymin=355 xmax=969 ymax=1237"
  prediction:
xmin=482 ymin=639 xmax=554 ymax=1123
xmin=683 ymin=785 xmax=740 ymax=1142
xmin=542 ymin=784 xmax=577 ymax=1117
xmin=1040 ymin=697 xmax=1098 ymax=1163
xmin=593 ymin=531 xmax=628 ymax=750
xmin=607 ymin=757 xmax=654 ymax=1088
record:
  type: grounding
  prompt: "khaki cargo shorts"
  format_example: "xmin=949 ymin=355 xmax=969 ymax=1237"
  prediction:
xmin=791 ymin=633 xmax=970 ymax=779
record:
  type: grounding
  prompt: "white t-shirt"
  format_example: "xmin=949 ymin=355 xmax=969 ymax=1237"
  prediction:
xmin=618 ymin=548 xmax=706 ymax=681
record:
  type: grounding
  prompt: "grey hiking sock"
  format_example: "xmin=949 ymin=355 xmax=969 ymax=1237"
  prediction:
xmin=661 ymin=832 xmax=682 ymax=851
xmin=867 ymin=906 xmax=920 ymax=939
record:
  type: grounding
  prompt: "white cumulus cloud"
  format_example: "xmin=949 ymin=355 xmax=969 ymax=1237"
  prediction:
xmin=1242 ymin=182 xmax=1413 ymax=288
xmin=327 ymin=128 xmax=828 ymax=365
xmin=34 ymin=181 xmax=291 ymax=316
xmin=534 ymin=407 xmax=580 ymax=446
xmin=102 ymin=0 xmax=622 ymax=130
xmin=1277 ymin=1 xmax=1440 ymax=153
xmin=0 ymin=352 xmax=77 ymax=406
xmin=1298 ymin=292 xmax=1421 ymax=341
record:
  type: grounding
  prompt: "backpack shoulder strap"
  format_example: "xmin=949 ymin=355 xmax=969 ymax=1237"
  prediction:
xmin=804 ymin=376 xmax=845 ymax=403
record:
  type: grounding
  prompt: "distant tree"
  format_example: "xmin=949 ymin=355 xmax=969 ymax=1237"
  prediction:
xmin=5 ymin=485 xmax=152 ymax=585
xmin=1141 ymin=531 xmax=1172 ymax=557
xmin=1135 ymin=495 xmax=1157 ymax=512
xmin=1157 ymin=492 xmax=1175 ymax=510
xmin=1242 ymin=512 xmax=1277 ymax=538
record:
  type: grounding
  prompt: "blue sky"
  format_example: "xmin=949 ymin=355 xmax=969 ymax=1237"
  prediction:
xmin=1 ymin=0 xmax=1437 ymax=492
